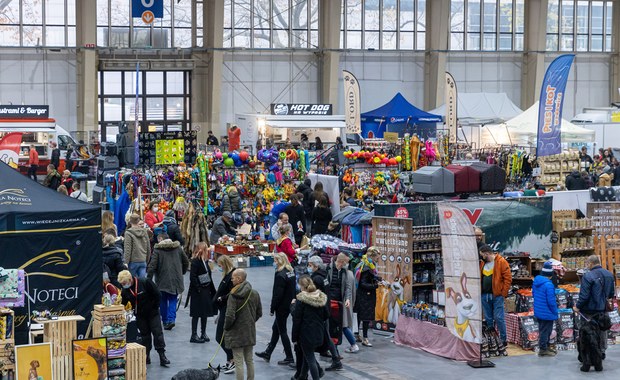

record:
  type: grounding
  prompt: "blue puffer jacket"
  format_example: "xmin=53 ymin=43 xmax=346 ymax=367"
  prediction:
xmin=576 ymin=265 xmax=615 ymax=313
xmin=532 ymin=275 xmax=558 ymax=321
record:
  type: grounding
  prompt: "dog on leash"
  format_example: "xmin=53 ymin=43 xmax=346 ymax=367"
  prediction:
xmin=577 ymin=313 xmax=611 ymax=372
xmin=171 ymin=365 xmax=220 ymax=380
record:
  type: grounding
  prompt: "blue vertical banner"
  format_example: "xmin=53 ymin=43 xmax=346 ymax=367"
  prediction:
xmin=536 ymin=54 xmax=575 ymax=157
xmin=132 ymin=0 xmax=164 ymax=18
xmin=134 ymin=63 xmax=140 ymax=166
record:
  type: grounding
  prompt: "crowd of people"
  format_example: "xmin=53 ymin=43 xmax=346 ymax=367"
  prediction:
xmin=564 ymin=146 xmax=620 ymax=190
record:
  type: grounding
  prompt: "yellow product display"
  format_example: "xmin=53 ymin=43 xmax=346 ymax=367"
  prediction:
xmin=375 ymin=285 xmax=390 ymax=322
xmin=0 ymin=316 xmax=6 ymax=340
xmin=411 ymin=135 xmax=421 ymax=171
xmin=155 ymin=139 xmax=185 ymax=165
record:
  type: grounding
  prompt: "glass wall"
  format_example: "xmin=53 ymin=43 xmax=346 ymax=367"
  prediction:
xmin=0 ymin=0 xmax=76 ymax=47
xmin=340 ymin=0 xmax=426 ymax=50
xmin=98 ymin=70 xmax=191 ymax=142
xmin=96 ymin=0 xmax=197 ymax=48
xmin=450 ymin=0 xmax=524 ymax=51
xmin=546 ymin=0 xmax=613 ymax=52
xmin=223 ymin=0 xmax=319 ymax=48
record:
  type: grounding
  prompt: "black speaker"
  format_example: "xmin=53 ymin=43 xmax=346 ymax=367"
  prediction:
xmin=100 ymin=142 xmax=118 ymax=156
xmin=97 ymin=155 xmax=119 ymax=171
xmin=92 ymin=185 xmax=107 ymax=205
xmin=96 ymin=170 xmax=117 ymax=186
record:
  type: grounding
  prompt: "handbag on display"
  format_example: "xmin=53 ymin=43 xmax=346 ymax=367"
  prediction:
xmin=198 ymin=260 xmax=212 ymax=286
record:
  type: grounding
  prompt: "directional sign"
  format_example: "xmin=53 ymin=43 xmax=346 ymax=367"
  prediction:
xmin=132 ymin=0 xmax=163 ymax=24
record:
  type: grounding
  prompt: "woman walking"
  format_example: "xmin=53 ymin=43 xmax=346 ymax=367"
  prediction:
xmin=292 ymin=275 xmax=329 ymax=380
xmin=214 ymin=255 xmax=237 ymax=374
xmin=255 ymin=253 xmax=296 ymax=365
xmin=354 ymin=247 xmax=381 ymax=347
xmin=276 ymin=224 xmax=298 ymax=263
xmin=188 ymin=242 xmax=217 ymax=343
xmin=311 ymin=196 xmax=332 ymax=236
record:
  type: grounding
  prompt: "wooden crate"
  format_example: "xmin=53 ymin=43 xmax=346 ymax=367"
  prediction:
xmin=93 ymin=304 xmax=126 ymax=338
xmin=41 ymin=316 xmax=84 ymax=380
xmin=125 ymin=343 xmax=147 ymax=380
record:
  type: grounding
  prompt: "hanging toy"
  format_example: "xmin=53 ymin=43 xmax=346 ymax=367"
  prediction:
xmin=411 ymin=135 xmax=421 ymax=171
xmin=298 ymin=150 xmax=307 ymax=179
xmin=196 ymin=153 xmax=209 ymax=215
xmin=403 ymin=134 xmax=412 ymax=171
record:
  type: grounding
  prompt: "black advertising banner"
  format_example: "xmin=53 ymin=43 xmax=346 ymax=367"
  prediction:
xmin=270 ymin=103 xmax=333 ymax=116
xmin=438 ymin=203 xmax=482 ymax=344
xmin=138 ymin=131 xmax=198 ymax=166
xmin=586 ymin=202 xmax=620 ymax=238
xmin=375 ymin=197 xmax=553 ymax=259
xmin=0 ymin=105 xmax=49 ymax=119
xmin=372 ymin=217 xmax=413 ymax=332
xmin=0 ymin=229 xmax=101 ymax=343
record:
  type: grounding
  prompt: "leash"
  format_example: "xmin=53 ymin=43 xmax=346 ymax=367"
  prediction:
xmin=207 ymin=290 xmax=253 ymax=367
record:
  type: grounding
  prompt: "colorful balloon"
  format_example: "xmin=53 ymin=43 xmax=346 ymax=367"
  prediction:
xmin=224 ymin=157 xmax=234 ymax=167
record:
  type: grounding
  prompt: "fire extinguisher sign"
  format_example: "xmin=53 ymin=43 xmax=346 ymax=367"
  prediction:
xmin=132 ymin=0 xmax=163 ymax=24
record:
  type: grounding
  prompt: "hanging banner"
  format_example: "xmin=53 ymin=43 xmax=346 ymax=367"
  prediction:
xmin=445 ymin=72 xmax=458 ymax=144
xmin=438 ymin=203 xmax=482 ymax=344
xmin=134 ymin=63 xmax=140 ymax=166
xmin=371 ymin=217 xmax=413 ymax=332
xmin=132 ymin=0 xmax=163 ymax=23
xmin=343 ymin=70 xmax=361 ymax=133
xmin=537 ymin=54 xmax=575 ymax=157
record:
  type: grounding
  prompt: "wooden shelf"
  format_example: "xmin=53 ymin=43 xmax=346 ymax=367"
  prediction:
xmin=558 ymin=227 xmax=594 ymax=233
xmin=412 ymin=237 xmax=442 ymax=242
xmin=412 ymin=283 xmax=434 ymax=287
xmin=412 ymin=261 xmax=436 ymax=265
xmin=562 ymin=247 xmax=594 ymax=253
xmin=411 ymin=249 xmax=442 ymax=253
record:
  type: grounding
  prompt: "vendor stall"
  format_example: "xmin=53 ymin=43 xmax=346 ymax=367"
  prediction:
xmin=446 ymin=164 xmax=480 ymax=193
xmin=411 ymin=166 xmax=455 ymax=194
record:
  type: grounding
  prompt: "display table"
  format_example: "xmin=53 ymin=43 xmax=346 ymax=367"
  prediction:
xmin=41 ymin=315 xmax=85 ymax=380
xmin=394 ymin=315 xmax=479 ymax=361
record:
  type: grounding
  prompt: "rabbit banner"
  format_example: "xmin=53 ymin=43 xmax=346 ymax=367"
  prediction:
xmin=438 ymin=203 xmax=483 ymax=344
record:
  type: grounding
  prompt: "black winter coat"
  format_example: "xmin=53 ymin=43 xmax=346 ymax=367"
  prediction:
xmin=565 ymin=172 xmax=587 ymax=190
xmin=354 ymin=267 xmax=379 ymax=321
xmin=163 ymin=217 xmax=185 ymax=246
xmin=271 ymin=269 xmax=296 ymax=314
xmin=285 ymin=203 xmax=306 ymax=243
xmin=311 ymin=206 xmax=332 ymax=236
xmin=189 ymin=258 xmax=217 ymax=318
xmin=121 ymin=277 xmax=160 ymax=318
xmin=576 ymin=265 xmax=615 ymax=313
xmin=214 ymin=268 xmax=237 ymax=313
xmin=102 ymin=245 xmax=125 ymax=286
xmin=310 ymin=268 xmax=329 ymax=294
xmin=291 ymin=291 xmax=329 ymax=347
xmin=297 ymin=183 xmax=314 ymax=216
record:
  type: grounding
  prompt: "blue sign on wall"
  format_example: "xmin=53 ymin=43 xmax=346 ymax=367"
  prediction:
xmin=132 ymin=0 xmax=164 ymax=19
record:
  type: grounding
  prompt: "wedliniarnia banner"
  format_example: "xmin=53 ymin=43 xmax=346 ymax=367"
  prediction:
xmin=0 ymin=105 xmax=49 ymax=119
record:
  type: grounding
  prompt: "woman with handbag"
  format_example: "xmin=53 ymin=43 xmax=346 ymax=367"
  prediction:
xmin=188 ymin=242 xmax=217 ymax=343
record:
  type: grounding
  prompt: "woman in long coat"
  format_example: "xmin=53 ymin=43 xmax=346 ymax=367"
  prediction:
xmin=354 ymin=247 xmax=381 ymax=348
xmin=188 ymin=242 xmax=216 ymax=343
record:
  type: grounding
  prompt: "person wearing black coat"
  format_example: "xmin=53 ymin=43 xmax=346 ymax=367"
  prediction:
xmin=285 ymin=194 xmax=306 ymax=246
xmin=298 ymin=179 xmax=314 ymax=232
xmin=162 ymin=211 xmax=185 ymax=246
xmin=292 ymin=275 xmax=329 ymax=380
xmin=354 ymin=249 xmax=381 ymax=347
xmin=213 ymin=255 xmax=237 ymax=371
xmin=102 ymin=234 xmax=126 ymax=287
xmin=50 ymin=142 xmax=60 ymax=170
xmin=187 ymin=243 xmax=216 ymax=344
xmin=311 ymin=195 xmax=332 ymax=236
xmin=255 ymin=253 xmax=296 ymax=365
xmin=565 ymin=170 xmax=587 ymax=190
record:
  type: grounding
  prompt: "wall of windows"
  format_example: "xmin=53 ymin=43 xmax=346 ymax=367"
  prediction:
xmin=546 ymin=0 xmax=613 ymax=52
xmin=0 ymin=0 xmax=76 ymax=47
xmin=96 ymin=0 xmax=197 ymax=48
xmin=340 ymin=0 xmax=426 ymax=50
xmin=223 ymin=0 xmax=319 ymax=48
xmin=450 ymin=0 xmax=524 ymax=51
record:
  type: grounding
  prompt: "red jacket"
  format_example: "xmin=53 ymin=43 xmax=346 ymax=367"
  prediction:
xmin=144 ymin=210 xmax=164 ymax=229
xmin=277 ymin=237 xmax=296 ymax=263
xmin=28 ymin=149 xmax=39 ymax=166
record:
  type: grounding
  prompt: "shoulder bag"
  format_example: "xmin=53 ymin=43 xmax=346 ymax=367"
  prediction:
xmin=198 ymin=260 xmax=212 ymax=287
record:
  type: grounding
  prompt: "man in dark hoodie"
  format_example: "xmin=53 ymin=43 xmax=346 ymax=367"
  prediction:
xmin=43 ymin=164 xmax=61 ymax=190
xmin=124 ymin=214 xmax=151 ymax=278
xmin=162 ymin=210 xmax=185 ymax=246
xmin=222 ymin=187 xmax=242 ymax=214
xmin=565 ymin=170 xmax=587 ymax=190
xmin=297 ymin=178 xmax=314 ymax=232
xmin=147 ymin=233 xmax=189 ymax=330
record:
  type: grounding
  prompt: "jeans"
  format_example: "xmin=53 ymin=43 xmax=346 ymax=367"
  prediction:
xmin=268 ymin=310 xmax=293 ymax=359
xmin=28 ymin=164 xmax=38 ymax=181
xmin=537 ymin=319 xmax=554 ymax=350
xmin=136 ymin=312 xmax=166 ymax=354
xmin=232 ymin=346 xmax=255 ymax=380
xmin=343 ymin=327 xmax=356 ymax=346
xmin=216 ymin=308 xmax=234 ymax=361
xmin=128 ymin=262 xmax=147 ymax=278
xmin=160 ymin=292 xmax=178 ymax=324
xmin=299 ymin=341 xmax=321 ymax=380
xmin=481 ymin=293 xmax=506 ymax=343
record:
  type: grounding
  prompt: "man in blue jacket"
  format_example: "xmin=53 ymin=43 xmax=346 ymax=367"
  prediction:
xmin=532 ymin=262 xmax=558 ymax=356
xmin=574 ymin=255 xmax=615 ymax=359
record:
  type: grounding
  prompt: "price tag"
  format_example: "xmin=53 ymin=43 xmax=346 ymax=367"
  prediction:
xmin=258 ymin=256 xmax=265 ymax=261
xmin=249 ymin=245 xmax=254 ymax=250
xmin=238 ymin=257 xmax=244 ymax=262
xmin=227 ymin=246 xmax=233 ymax=252
xmin=263 ymin=244 xmax=268 ymax=247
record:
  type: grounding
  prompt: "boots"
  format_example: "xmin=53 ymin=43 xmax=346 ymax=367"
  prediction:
xmin=190 ymin=333 xmax=205 ymax=343
xmin=255 ymin=343 xmax=275 ymax=362
xmin=200 ymin=332 xmax=210 ymax=342
xmin=277 ymin=357 xmax=294 ymax=365
xmin=158 ymin=351 xmax=170 ymax=367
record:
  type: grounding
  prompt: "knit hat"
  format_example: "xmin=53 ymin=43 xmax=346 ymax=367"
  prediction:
xmin=308 ymin=255 xmax=324 ymax=268
xmin=222 ymin=211 xmax=233 ymax=219
xmin=541 ymin=261 xmax=554 ymax=277
xmin=479 ymin=244 xmax=493 ymax=253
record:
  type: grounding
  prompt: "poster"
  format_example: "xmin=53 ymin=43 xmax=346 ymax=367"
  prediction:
xmin=371 ymin=217 xmax=413 ymax=331
xmin=445 ymin=72 xmax=458 ymax=144
xmin=73 ymin=338 xmax=108 ymax=380
xmin=375 ymin=197 xmax=553 ymax=259
xmin=586 ymin=202 xmax=620 ymax=238
xmin=438 ymin=203 xmax=482 ymax=344
xmin=155 ymin=139 xmax=185 ymax=165
xmin=15 ymin=343 xmax=53 ymax=380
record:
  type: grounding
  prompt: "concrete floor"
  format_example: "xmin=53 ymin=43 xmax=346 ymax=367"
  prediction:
xmin=148 ymin=266 xmax=619 ymax=380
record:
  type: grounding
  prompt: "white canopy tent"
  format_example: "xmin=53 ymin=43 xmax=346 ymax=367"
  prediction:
xmin=430 ymin=92 xmax=523 ymax=125
xmin=480 ymin=102 xmax=595 ymax=147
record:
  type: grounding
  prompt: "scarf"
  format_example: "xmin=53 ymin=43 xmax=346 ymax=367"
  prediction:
xmin=277 ymin=235 xmax=291 ymax=246
xmin=361 ymin=254 xmax=377 ymax=272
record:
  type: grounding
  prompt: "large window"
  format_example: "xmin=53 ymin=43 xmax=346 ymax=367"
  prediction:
xmin=546 ymin=0 xmax=613 ymax=52
xmin=450 ymin=0 xmax=524 ymax=51
xmin=223 ymin=0 xmax=319 ymax=48
xmin=0 ymin=0 xmax=76 ymax=47
xmin=340 ymin=0 xmax=426 ymax=50
xmin=98 ymin=70 xmax=191 ymax=142
xmin=96 ymin=0 xmax=198 ymax=48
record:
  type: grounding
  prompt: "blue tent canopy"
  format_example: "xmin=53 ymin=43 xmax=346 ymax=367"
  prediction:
xmin=360 ymin=93 xmax=442 ymax=139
